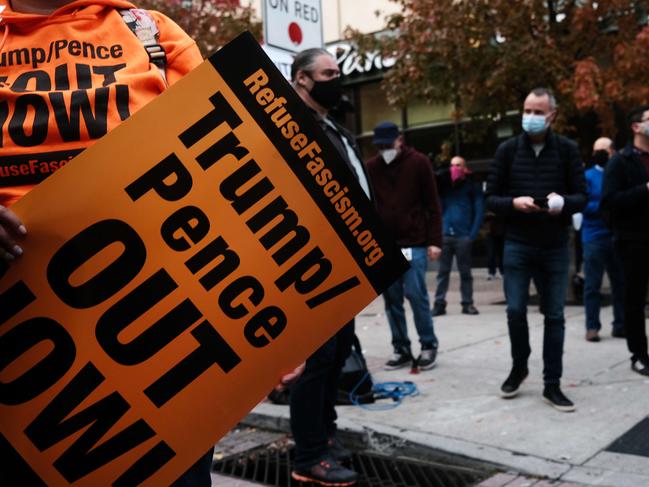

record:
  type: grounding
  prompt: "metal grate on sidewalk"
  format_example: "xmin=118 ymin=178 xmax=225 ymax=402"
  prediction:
xmin=213 ymin=445 xmax=487 ymax=487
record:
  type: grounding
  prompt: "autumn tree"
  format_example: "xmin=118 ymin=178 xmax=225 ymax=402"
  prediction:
xmin=348 ymin=0 xmax=649 ymax=148
xmin=137 ymin=0 xmax=262 ymax=58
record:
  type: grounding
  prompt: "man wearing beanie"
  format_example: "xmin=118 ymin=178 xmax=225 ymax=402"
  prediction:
xmin=366 ymin=121 xmax=443 ymax=371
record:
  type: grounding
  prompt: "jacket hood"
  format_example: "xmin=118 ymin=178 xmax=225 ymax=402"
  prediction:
xmin=0 ymin=0 xmax=135 ymax=24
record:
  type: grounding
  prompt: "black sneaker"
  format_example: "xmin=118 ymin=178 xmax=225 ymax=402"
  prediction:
xmin=631 ymin=357 xmax=649 ymax=377
xmin=431 ymin=303 xmax=446 ymax=317
xmin=291 ymin=457 xmax=358 ymax=486
xmin=417 ymin=348 xmax=437 ymax=370
xmin=542 ymin=384 xmax=576 ymax=412
xmin=384 ymin=353 xmax=411 ymax=370
xmin=500 ymin=366 xmax=528 ymax=398
xmin=327 ymin=437 xmax=352 ymax=463
xmin=462 ymin=304 xmax=479 ymax=315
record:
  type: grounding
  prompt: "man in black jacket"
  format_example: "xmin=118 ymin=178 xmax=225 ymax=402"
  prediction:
xmin=601 ymin=104 xmax=649 ymax=376
xmin=288 ymin=48 xmax=372 ymax=487
xmin=486 ymin=87 xmax=587 ymax=412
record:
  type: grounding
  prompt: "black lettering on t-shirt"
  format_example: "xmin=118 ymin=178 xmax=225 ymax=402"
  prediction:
xmin=50 ymin=88 xmax=109 ymax=142
xmin=9 ymin=94 xmax=49 ymax=147
xmin=12 ymin=70 xmax=51 ymax=92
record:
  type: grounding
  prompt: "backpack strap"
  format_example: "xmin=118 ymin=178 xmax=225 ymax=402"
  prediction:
xmin=119 ymin=9 xmax=168 ymax=85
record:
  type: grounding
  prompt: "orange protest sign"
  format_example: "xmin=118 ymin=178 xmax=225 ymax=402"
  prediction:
xmin=0 ymin=32 xmax=408 ymax=486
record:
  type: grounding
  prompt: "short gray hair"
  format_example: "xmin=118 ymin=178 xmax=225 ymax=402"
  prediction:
xmin=291 ymin=48 xmax=331 ymax=81
xmin=529 ymin=87 xmax=557 ymax=111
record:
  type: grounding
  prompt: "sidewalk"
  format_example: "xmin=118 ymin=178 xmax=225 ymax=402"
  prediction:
xmin=248 ymin=269 xmax=649 ymax=487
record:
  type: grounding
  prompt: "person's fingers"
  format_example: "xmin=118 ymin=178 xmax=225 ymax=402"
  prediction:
xmin=275 ymin=363 xmax=305 ymax=391
xmin=0 ymin=225 xmax=22 ymax=260
xmin=0 ymin=206 xmax=26 ymax=259
xmin=0 ymin=205 xmax=26 ymax=235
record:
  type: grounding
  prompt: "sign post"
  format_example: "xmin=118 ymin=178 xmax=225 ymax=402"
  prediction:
xmin=0 ymin=32 xmax=407 ymax=486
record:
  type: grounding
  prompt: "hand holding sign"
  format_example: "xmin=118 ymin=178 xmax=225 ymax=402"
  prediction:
xmin=0 ymin=205 xmax=26 ymax=261
xmin=0 ymin=32 xmax=407 ymax=486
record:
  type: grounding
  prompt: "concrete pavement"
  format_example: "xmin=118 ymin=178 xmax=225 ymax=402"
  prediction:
xmin=245 ymin=269 xmax=649 ymax=486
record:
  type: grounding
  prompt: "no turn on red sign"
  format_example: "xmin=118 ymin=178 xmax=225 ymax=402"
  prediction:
xmin=263 ymin=0 xmax=323 ymax=53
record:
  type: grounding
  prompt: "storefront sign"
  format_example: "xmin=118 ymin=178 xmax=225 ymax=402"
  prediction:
xmin=0 ymin=32 xmax=407 ymax=486
xmin=327 ymin=41 xmax=396 ymax=77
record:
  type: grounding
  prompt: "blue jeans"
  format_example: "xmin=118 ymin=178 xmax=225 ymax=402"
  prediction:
xmin=435 ymin=236 xmax=474 ymax=306
xmin=383 ymin=246 xmax=438 ymax=353
xmin=503 ymin=241 xmax=569 ymax=384
xmin=583 ymin=237 xmax=624 ymax=332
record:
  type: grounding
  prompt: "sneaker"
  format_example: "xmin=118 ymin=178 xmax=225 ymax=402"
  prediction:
xmin=384 ymin=353 xmax=411 ymax=370
xmin=500 ymin=366 xmax=528 ymax=398
xmin=417 ymin=348 xmax=437 ymax=370
xmin=462 ymin=304 xmax=479 ymax=315
xmin=612 ymin=328 xmax=626 ymax=338
xmin=327 ymin=437 xmax=352 ymax=463
xmin=542 ymin=384 xmax=576 ymax=412
xmin=585 ymin=330 xmax=600 ymax=342
xmin=431 ymin=303 xmax=446 ymax=317
xmin=291 ymin=457 xmax=358 ymax=486
xmin=631 ymin=357 xmax=649 ymax=377
xmin=487 ymin=273 xmax=496 ymax=281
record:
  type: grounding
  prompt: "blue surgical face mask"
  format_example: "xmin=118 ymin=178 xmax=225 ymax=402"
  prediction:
xmin=522 ymin=114 xmax=548 ymax=135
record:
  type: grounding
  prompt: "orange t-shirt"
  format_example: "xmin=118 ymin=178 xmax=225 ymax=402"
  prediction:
xmin=0 ymin=0 xmax=203 ymax=206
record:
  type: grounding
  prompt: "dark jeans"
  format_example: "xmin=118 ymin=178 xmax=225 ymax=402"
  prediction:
xmin=583 ymin=237 xmax=624 ymax=332
xmin=435 ymin=236 xmax=474 ymax=306
xmin=503 ymin=241 xmax=569 ymax=384
xmin=290 ymin=321 xmax=355 ymax=470
xmin=383 ymin=246 xmax=438 ymax=352
xmin=487 ymin=233 xmax=505 ymax=275
xmin=172 ymin=447 xmax=214 ymax=486
xmin=617 ymin=240 xmax=649 ymax=361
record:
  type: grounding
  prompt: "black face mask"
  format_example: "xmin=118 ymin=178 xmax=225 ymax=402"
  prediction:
xmin=308 ymin=76 xmax=343 ymax=110
xmin=592 ymin=150 xmax=609 ymax=167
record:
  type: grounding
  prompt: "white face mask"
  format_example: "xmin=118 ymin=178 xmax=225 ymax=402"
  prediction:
xmin=380 ymin=148 xmax=398 ymax=164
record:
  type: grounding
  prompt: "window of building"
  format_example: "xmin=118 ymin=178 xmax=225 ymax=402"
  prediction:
xmin=359 ymin=82 xmax=401 ymax=134
xmin=406 ymin=99 xmax=454 ymax=127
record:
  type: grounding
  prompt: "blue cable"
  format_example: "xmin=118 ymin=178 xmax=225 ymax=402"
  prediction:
xmin=349 ymin=372 xmax=419 ymax=410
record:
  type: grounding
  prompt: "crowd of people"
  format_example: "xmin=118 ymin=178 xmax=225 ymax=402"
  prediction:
xmin=1 ymin=3 xmax=648 ymax=487
xmin=369 ymin=88 xmax=649 ymax=399
xmin=333 ymin=88 xmax=648 ymax=485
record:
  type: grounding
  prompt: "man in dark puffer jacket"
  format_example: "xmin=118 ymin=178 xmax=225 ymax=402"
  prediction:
xmin=486 ymin=87 xmax=586 ymax=412
xmin=601 ymin=104 xmax=649 ymax=377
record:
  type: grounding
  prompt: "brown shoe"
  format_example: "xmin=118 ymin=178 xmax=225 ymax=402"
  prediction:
xmin=586 ymin=330 xmax=600 ymax=342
